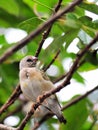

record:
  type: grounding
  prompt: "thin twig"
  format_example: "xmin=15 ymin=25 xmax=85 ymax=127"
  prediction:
xmin=43 ymin=50 xmax=60 ymax=71
xmin=0 ymin=104 xmax=23 ymax=123
xmin=17 ymin=107 xmax=35 ymax=130
xmin=17 ymin=31 xmax=98 ymax=130
xmin=35 ymin=0 xmax=62 ymax=57
xmin=54 ymin=0 xmax=63 ymax=13
xmin=53 ymin=56 xmax=86 ymax=84
xmin=35 ymin=26 xmax=52 ymax=57
xmin=53 ymin=72 xmax=68 ymax=83
xmin=88 ymin=120 xmax=97 ymax=130
xmin=0 ymin=84 xmax=21 ymax=115
xmin=62 ymin=85 xmax=98 ymax=110
xmin=0 ymin=124 xmax=17 ymax=130
xmin=32 ymin=113 xmax=53 ymax=130
xmin=53 ymin=57 xmax=85 ymax=84
xmin=0 ymin=0 xmax=83 ymax=64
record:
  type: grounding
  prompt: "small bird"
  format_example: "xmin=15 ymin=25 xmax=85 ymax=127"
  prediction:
xmin=19 ymin=55 xmax=66 ymax=123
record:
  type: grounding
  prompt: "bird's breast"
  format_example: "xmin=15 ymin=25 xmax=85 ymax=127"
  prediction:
xmin=19 ymin=67 xmax=54 ymax=102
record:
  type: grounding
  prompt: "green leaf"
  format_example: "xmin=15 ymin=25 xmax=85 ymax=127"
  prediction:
xmin=81 ymin=121 xmax=92 ymax=130
xmin=0 ymin=63 xmax=18 ymax=89
xmin=16 ymin=0 xmax=36 ymax=18
xmin=80 ymin=16 xmax=93 ymax=27
xmin=78 ymin=30 xmax=92 ymax=44
xmin=0 ymin=35 xmax=7 ymax=46
xmin=85 ymin=50 xmax=98 ymax=66
xmin=18 ymin=17 xmax=44 ymax=33
xmin=0 ymin=88 xmax=9 ymax=103
xmin=0 ymin=62 xmax=19 ymax=103
xmin=0 ymin=0 xmax=19 ymax=16
xmin=50 ymin=22 xmax=65 ymax=37
xmin=23 ymin=0 xmax=57 ymax=18
xmin=0 ymin=35 xmax=15 ymax=55
xmin=26 ymin=41 xmax=39 ymax=55
xmin=0 ymin=63 xmax=18 ymax=88
xmin=79 ymin=62 xmax=97 ymax=71
xmin=0 ymin=0 xmax=36 ymax=27
xmin=79 ymin=16 xmax=98 ymax=29
xmin=79 ymin=2 xmax=98 ymax=15
xmin=93 ymin=20 xmax=98 ymax=29
xmin=64 ymin=13 xmax=81 ymax=29
xmin=74 ymin=6 xmax=85 ymax=17
xmin=64 ymin=29 xmax=79 ymax=50
xmin=32 ymin=0 xmax=53 ymax=11
xmin=40 ymin=34 xmax=65 ymax=64
xmin=60 ymin=97 xmax=88 ymax=130
xmin=79 ymin=16 xmax=98 ymax=37
xmin=73 ymin=71 xmax=85 ymax=84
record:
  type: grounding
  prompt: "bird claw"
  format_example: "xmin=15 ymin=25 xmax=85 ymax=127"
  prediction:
xmin=37 ymin=95 xmax=48 ymax=105
xmin=37 ymin=95 xmax=43 ymax=102
xmin=31 ymin=103 xmax=36 ymax=111
xmin=37 ymin=106 xmax=41 ymax=111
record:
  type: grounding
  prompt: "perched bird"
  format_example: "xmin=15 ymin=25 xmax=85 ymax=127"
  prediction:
xmin=19 ymin=55 xmax=66 ymax=123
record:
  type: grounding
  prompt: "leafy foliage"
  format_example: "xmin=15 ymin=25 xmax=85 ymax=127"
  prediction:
xmin=0 ymin=0 xmax=98 ymax=130
xmin=60 ymin=97 xmax=88 ymax=130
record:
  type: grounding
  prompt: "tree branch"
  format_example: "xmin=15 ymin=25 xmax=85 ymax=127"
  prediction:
xmin=0 ymin=0 xmax=83 ymax=64
xmin=0 ymin=84 xmax=21 ymax=115
xmin=53 ymin=56 xmax=86 ymax=84
xmin=0 ymin=124 xmax=16 ymax=130
xmin=0 ymin=105 xmax=23 ymax=123
xmin=34 ymin=27 xmax=52 ymax=57
xmin=62 ymin=85 xmax=98 ymax=110
xmin=53 ymin=72 xmax=68 ymax=83
xmin=43 ymin=49 xmax=60 ymax=71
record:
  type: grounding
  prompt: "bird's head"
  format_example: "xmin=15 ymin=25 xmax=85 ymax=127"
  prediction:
xmin=19 ymin=55 xmax=38 ymax=70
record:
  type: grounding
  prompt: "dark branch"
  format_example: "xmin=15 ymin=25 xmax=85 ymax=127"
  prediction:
xmin=53 ymin=72 xmax=68 ymax=83
xmin=53 ymin=56 xmax=86 ymax=84
xmin=0 ymin=84 xmax=21 ymax=115
xmin=32 ymin=113 xmax=53 ymax=130
xmin=43 ymin=50 xmax=60 ymax=71
xmin=54 ymin=0 xmax=63 ymax=13
xmin=0 ymin=124 xmax=17 ymax=130
xmin=35 ymin=26 xmax=52 ymax=57
xmin=0 ymin=105 xmax=22 ymax=123
xmin=62 ymin=85 xmax=98 ymax=110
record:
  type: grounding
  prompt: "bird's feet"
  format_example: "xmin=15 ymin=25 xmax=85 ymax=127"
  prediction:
xmin=37 ymin=94 xmax=48 ymax=105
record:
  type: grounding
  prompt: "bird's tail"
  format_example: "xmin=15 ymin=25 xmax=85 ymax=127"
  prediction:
xmin=56 ymin=113 xmax=66 ymax=124
xmin=52 ymin=105 xmax=67 ymax=124
xmin=43 ymin=96 xmax=67 ymax=124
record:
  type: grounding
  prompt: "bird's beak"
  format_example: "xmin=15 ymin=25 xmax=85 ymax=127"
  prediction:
xmin=32 ymin=56 xmax=38 ymax=62
xmin=32 ymin=56 xmax=38 ymax=66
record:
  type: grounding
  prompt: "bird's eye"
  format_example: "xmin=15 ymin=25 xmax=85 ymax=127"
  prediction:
xmin=27 ymin=59 xmax=32 ymax=62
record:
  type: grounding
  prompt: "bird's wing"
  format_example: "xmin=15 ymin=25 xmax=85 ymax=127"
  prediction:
xmin=40 ymin=69 xmax=50 ymax=81
xmin=40 ymin=69 xmax=61 ymax=108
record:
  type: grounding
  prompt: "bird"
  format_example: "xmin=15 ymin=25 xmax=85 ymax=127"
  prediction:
xmin=19 ymin=55 xmax=66 ymax=124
